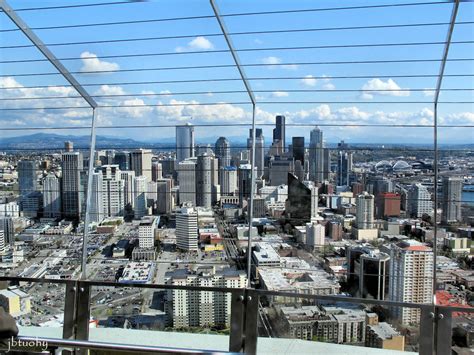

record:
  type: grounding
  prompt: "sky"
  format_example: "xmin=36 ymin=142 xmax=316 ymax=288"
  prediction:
xmin=0 ymin=0 xmax=473 ymax=146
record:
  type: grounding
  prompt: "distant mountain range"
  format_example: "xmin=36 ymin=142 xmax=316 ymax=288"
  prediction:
xmin=0 ymin=133 xmax=473 ymax=151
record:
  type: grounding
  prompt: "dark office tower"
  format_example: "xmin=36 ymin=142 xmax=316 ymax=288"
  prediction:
xmin=157 ymin=179 xmax=174 ymax=214
xmin=18 ymin=160 xmax=37 ymax=197
xmin=238 ymin=164 xmax=253 ymax=208
xmin=292 ymin=137 xmax=305 ymax=164
xmin=337 ymin=151 xmax=353 ymax=186
xmin=64 ymin=141 xmax=73 ymax=152
xmin=286 ymin=173 xmax=318 ymax=223
xmin=151 ymin=161 xmax=163 ymax=182
xmin=215 ymin=137 xmax=231 ymax=168
xmin=346 ymin=246 xmax=390 ymax=300
xmin=114 ymin=151 xmax=130 ymax=171
xmin=61 ymin=151 xmax=83 ymax=219
xmin=273 ymin=115 xmax=286 ymax=151
xmin=176 ymin=123 xmax=195 ymax=163
xmin=323 ymin=148 xmax=331 ymax=181
xmin=247 ymin=128 xmax=265 ymax=179
xmin=309 ymin=126 xmax=324 ymax=183
xmin=441 ymin=176 xmax=463 ymax=224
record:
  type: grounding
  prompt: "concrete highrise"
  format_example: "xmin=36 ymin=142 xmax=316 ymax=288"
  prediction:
xmin=42 ymin=173 xmax=61 ymax=218
xmin=247 ymin=128 xmax=264 ymax=178
xmin=441 ymin=176 xmax=463 ymax=224
xmin=177 ymin=158 xmax=197 ymax=206
xmin=89 ymin=171 xmax=104 ymax=223
xmin=214 ymin=137 xmax=231 ymax=168
xmin=196 ymin=153 xmax=212 ymax=208
xmin=273 ymin=115 xmax=286 ymax=151
xmin=176 ymin=123 xmax=195 ymax=163
xmin=165 ymin=266 xmax=247 ymax=328
xmin=101 ymin=165 xmax=124 ymax=217
xmin=356 ymin=192 xmax=375 ymax=229
xmin=130 ymin=149 xmax=152 ymax=181
xmin=306 ymin=222 xmax=325 ymax=250
xmin=388 ymin=241 xmax=433 ymax=325
xmin=18 ymin=160 xmax=37 ymax=197
xmin=309 ymin=127 xmax=324 ymax=183
xmin=176 ymin=206 xmax=198 ymax=251
xmin=61 ymin=151 xmax=83 ymax=219
xmin=407 ymin=184 xmax=432 ymax=218
xmin=64 ymin=141 xmax=73 ymax=152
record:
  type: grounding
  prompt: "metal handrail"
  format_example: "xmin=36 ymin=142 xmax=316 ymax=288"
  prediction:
xmin=2 ymin=276 xmax=473 ymax=312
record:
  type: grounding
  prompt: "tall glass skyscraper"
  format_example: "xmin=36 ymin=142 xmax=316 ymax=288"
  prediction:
xmin=176 ymin=123 xmax=195 ymax=163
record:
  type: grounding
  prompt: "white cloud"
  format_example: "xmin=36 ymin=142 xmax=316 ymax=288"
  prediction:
xmin=117 ymin=98 xmax=153 ymax=118
xmin=254 ymin=38 xmax=263 ymax=45
xmin=361 ymin=78 xmax=410 ymax=99
xmin=301 ymin=75 xmax=317 ymax=87
xmin=176 ymin=36 xmax=214 ymax=52
xmin=159 ymin=90 xmax=172 ymax=96
xmin=80 ymin=52 xmax=119 ymax=74
xmin=261 ymin=56 xmax=298 ymax=70
xmin=272 ymin=91 xmax=289 ymax=98
xmin=423 ymin=89 xmax=435 ymax=97
xmin=95 ymin=85 xmax=126 ymax=96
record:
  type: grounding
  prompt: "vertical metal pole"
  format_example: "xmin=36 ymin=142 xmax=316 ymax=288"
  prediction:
xmin=81 ymin=108 xmax=99 ymax=279
xmin=243 ymin=289 xmax=259 ymax=355
xmin=435 ymin=307 xmax=453 ymax=355
xmin=432 ymin=0 xmax=460 ymax=303
xmin=209 ymin=0 xmax=257 ymax=287
xmin=229 ymin=290 xmax=246 ymax=352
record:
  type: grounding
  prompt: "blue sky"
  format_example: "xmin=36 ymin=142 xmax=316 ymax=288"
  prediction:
xmin=0 ymin=0 xmax=473 ymax=145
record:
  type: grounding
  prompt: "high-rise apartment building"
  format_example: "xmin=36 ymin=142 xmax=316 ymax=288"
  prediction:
xmin=441 ymin=176 xmax=463 ymax=224
xmin=356 ymin=192 xmax=375 ymax=229
xmin=177 ymin=158 xmax=197 ymax=206
xmin=61 ymin=151 xmax=83 ymax=219
xmin=306 ymin=222 xmax=325 ymax=250
xmin=407 ymin=184 xmax=432 ymax=218
xmin=247 ymin=128 xmax=265 ymax=178
xmin=388 ymin=241 xmax=433 ymax=325
xmin=176 ymin=206 xmax=198 ymax=251
xmin=214 ymin=137 xmax=231 ymax=168
xmin=89 ymin=171 xmax=104 ymax=223
xmin=130 ymin=149 xmax=152 ymax=181
xmin=165 ymin=266 xmax=247 ymax=328
xmin=101 ymin=165 xmax=124 ymax=217
xmin=375 ymin=192 xmax=401 ymax=219
xmin=42 ymin=173 xmax=61 ymax=218
xmin=176 ymin=123 xmax=195 ymax=163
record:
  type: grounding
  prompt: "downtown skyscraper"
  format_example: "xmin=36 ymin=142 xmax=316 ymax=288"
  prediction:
xmin=176 ymin=123 xmax=195 ymax=163
xmin=18 ymin=160 xmax=37 ymax=197
xmin=214 ymin=137 xmax=231 ymax=168
xmin=42 ymin=173 xmax=61 ymax=218
xmin=61 ymin=151 xmax=83 ymax=219
xmin=273 ymin=115 xmax=286 ymax=152
xmin=309 ymin=126 xmax=325 ymax=184
xmin=130 ymin=149 xmax=152 ymax=182
xmin=247 ymin=128 xmax=264 ymax=179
